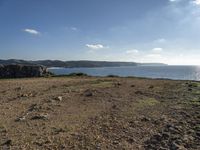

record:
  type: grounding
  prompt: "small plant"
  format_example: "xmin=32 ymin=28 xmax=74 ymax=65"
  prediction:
xmin=188 ymin=82 xmax=200 ymax=88
xmin=107 ymin=75 xmax=119 ymax=78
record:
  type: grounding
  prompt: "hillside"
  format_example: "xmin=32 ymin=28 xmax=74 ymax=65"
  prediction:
xmin=0 ymin=59 xmax=167 ymax=68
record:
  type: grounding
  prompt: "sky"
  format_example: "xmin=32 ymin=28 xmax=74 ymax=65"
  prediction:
xmin=0 ymin=0 xmax=200 ymax=65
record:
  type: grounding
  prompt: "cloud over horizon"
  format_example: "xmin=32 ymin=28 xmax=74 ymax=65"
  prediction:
xmin=193 ymin=0 xmax=200 ymax=5
xmin=152 ymin=48 xmax=163 ymax=53
xmin=126 ymin=49 xmax=139 ymax=54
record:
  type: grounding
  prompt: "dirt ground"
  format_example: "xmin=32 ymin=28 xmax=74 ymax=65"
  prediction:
xmin=0 ymin=76 xmax=200 ymax=150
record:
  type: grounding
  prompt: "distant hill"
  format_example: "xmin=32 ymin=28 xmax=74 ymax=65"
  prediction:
xmin=138 ymin=63 xmax=168 ymax=66
xmin=0 ymin=59 xmax=167 ymax=68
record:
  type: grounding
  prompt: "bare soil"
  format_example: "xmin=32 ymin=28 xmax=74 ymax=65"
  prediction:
xmin=0 ymin=76 xmax=200 ymax=149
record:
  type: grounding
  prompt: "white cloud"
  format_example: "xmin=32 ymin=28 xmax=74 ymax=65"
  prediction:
xmin=71 ymin=27 xmax=78 ymax=31
xmin=146 ymin=54 xmax=162 ymax=58
xmin=70 ymin=27 xmax=78 ymax=31
xmin=193 ymin=0 xmax=200 ymax=5
xmin=23 ymin=28 xmax=40 ymax=35
xmin=169 ymin=0 xmax=181 ymax=2
xmin=126 ymin=49 xmax=139 ymax=54
xmin=154 ymin=38 xmax=166 ymax=43
xmin=86 ymin=44 xmax=106 ymax=50
xmin=65 ymin=26 xmax=79 ymax=31
xmin=152 ymin=48 xmax=163 ymax=53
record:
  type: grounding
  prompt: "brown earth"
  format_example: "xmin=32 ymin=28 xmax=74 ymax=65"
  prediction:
xmin=0 ymin=76 xmax=200 ymax=149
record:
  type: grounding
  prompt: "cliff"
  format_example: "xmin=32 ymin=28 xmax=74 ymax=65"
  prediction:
xmin=0 ymin=64 xmax=49 ymax=78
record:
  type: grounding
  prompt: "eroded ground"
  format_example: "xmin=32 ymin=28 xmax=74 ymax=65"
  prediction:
xmin=0 ymin=76 xmax=200 ymax=149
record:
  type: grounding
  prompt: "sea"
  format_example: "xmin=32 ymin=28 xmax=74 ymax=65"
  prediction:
xmin=48 ymin=66 xmax=200 ymax=81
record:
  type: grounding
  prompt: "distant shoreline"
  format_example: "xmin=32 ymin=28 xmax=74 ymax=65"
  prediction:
xmin=0 ymin=59 xmax=167 ymax=68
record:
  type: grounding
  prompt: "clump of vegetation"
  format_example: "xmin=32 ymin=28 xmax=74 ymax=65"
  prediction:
xmin=190 ymin=99 xmax=200 ymax=106
xmin=44 ymin=71 xmax=55 ymax=77
xmin=182 ymin=98 xmax=200 ymax=106
xmin=68 ymin=72 xmax=88 ymax=76
xmin=138 ymin=98 xmax=160 ymax=107
xmin=53 ymin=72 xmax=89 ymax=77
xmin=188 ymin=82 xmax=200 ymax=88
xmin=192 ymin=91 xmax=200 ymax=95
xmin=107 ymin=75 xmax=119 ymax=78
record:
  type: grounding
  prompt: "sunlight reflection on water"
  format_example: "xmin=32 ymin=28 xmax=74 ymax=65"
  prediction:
xmin=194 ymin=66 xmax=200 ymax=81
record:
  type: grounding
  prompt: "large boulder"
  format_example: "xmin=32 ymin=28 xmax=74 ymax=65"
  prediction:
xmin=0 ymin=64 xmax=50 ymax=78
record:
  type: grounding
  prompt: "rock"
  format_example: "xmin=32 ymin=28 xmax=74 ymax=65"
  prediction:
xmin=135 ymin=91 xmax=143 ymax=94
xmin=141 ymin=116 xmax=151 ymax=122
xmin=127 ymin=138 xmax=136 ymax=144
xmin=112 ymin=140 xmax=119 ymax=145
xmin=183 ymin=135 xmax=194 ymax=143
xmin=31 ymin=114 xmax=49 ymax=120
xmin=152 ymin=133 xmax=162 ymax=141
xmin=84 ymin=90 xmax=93 ymax=97
xmin=171 ymin=142 xmax=186 ymax=150
xmin=1 ymin=139 xmax=12 ymax=146
xmin=196 ymin=131 xmax=200 ymax=137
xmin=159 ymin=147 xmax=168 ymax=150
xmin=162 ymin=132 xmax=170 ymax=139
xmin=131 ymin=85 xmax=135 ymax=87
xmin=55 ymin=96 xmax=63 ymax=101
xmin=52 ymin=127 xmax=66 ymax=134
xmin=171 ymin=142 xmax=179 ymax=150
xmin=112 ymin=104 xmax=117 ymax=109
xmin=15 ymin=116 xmax=26 ymax=122
xmin=114 ymin=82 xmax=121 ymax=87
xmin=20 ymin=93 xmax=33 ymax=97
xmin=0 ymin=126 xmax=7 ymax=133
xmin=149 ymin=85 xmax=154 ymax=89
xmin=0 ymin=64 xmax=50 ymax=78
xmin=187 ymin=129 xmax=195 ymax=134
xmin=28 ymin=104 xmax=41 ymax=112
xmin=15 ymin=87 xmax=23 ymax=91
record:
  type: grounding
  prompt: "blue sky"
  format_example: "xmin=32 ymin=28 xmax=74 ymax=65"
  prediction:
xmin=0 ymin=0 xmax=200 ymax=65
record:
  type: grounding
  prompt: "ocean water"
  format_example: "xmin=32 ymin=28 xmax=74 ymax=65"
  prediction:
xmin=48 ymin=66 xmax=200 ymax=81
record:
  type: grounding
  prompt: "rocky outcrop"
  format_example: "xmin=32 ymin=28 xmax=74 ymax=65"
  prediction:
xmin=0 ymin=64 xmax=50 ymax=78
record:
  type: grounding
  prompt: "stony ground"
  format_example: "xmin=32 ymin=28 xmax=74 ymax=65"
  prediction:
xmin=0 ymin=76 xmax=200 ymax=150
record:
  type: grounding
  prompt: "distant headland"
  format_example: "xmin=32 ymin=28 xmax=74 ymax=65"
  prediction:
xmin=0 ymin=59 xmax=167 ymax=68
